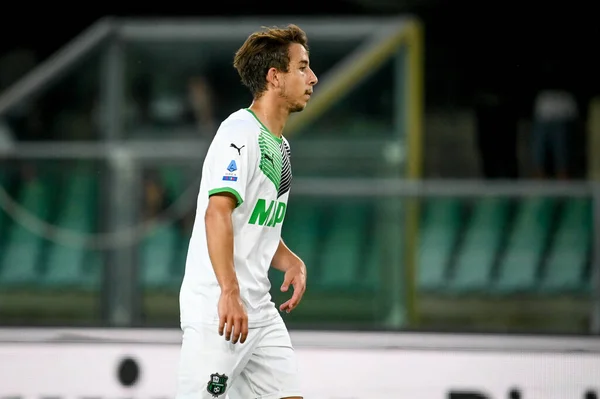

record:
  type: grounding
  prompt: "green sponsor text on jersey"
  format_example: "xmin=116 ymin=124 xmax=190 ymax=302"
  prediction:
xmin=248 ymin=199 xmax=287 ymax=227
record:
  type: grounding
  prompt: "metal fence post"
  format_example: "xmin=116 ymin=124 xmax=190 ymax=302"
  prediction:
xmin=99 ymin=37 xmax=141 ymax=327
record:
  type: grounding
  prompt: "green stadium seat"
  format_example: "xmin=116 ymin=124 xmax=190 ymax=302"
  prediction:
xmin=418 ymin=198 xmax=462 ymax=291
xmin=159 ymin=166 xmax=185 ymax=198
xmin=0 ymin=177 xmax=51 ymax=287
xmin=141 ymin=222 xmax=178 ymax=289
xmin=363 ymin=201 xmax=403 ymax=292
xmin=173 ymin=235 xmax=189 ymax=281
xmin=81 ymin=250 xmax=103 ymax=291
xmin=448 ymin=198 xmax=510 ymax=293
xmin=280 ymin=199 xmax=321 ymax=284
xmin=44 ymin=170 xmax=97 ymax=288
xmin=362 ymin=202 xmax=389 ymax=290
xmin=540 ymin=199 xmax=592 ymax=293
xmin=319 ymin=202 xmax=369 ymax=290
xmin=364 ymin=228 xmax=382 ymax=290
xmin=159 ymin=166 xmax=191 ymax=287
xmin=494 ymin=198 xmax=555 ymax=294
xmin=0 ymin=171 xmax=10 ymax=244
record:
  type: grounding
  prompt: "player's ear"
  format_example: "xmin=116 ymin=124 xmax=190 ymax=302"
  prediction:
xmin=266 ymin=67 xmax=280 ymax=88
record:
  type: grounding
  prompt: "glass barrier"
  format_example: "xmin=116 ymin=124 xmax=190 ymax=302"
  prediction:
xmin=286 ymin=136 xmax=401 ymax=179
xmin=1 ymin=49 xmax=104 ymax=142
xmin=0 ymin=158 xmax=106 ymax=325
xmin=292 ymin=55 xmax=398 ymax=140
xmin=122 ymin=38 xmax=365 ymax=140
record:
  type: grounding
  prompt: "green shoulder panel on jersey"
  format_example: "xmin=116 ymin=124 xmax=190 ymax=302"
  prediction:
xmin=248 ymin=199 xmax=287 ymax=227
xmin=245 ymin=108 xmax=285 ymax=193
xmin=258 ymin=128 xmax=283 ymax=192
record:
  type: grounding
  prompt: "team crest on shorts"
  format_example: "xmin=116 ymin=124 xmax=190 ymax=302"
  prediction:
xmin=206 ymin=373 xmax=228 ymax=397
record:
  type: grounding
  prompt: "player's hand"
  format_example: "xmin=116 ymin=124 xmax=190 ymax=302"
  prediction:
xmin=279 ymin=262 xmax=307 ymax=313
xmin=218 ymin=290 xmax=248 ymax=344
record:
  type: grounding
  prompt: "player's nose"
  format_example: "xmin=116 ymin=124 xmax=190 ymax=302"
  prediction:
xmin=309 ymin=68 xmax=318 ymax=86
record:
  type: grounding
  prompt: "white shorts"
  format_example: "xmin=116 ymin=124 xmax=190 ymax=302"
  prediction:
xmin=176 ymin=315 xmax=302 ymax=399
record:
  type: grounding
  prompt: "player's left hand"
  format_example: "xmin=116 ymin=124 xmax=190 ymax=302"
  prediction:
xmin=279 ymin=262 xmax=307 ymax=313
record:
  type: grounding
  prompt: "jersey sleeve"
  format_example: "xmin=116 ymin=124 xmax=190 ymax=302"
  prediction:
xmin=204 ymin=121 xmax=258 ymax=207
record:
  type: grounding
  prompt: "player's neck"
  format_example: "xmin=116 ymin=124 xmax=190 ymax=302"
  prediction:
xmin=248 ymin=99 xmax=289 ymax=138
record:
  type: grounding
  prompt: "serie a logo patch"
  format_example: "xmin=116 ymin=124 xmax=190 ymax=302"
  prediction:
xmin=223 ymin=160 xmax=238 ymax=181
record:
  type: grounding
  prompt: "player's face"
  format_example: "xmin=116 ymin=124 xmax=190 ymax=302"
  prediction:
xmin=279 ymin=43 xmax=318 ymax=113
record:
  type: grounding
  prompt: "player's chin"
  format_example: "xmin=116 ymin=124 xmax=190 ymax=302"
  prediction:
xmin=289 ymin=102 xmax=307 ymax=113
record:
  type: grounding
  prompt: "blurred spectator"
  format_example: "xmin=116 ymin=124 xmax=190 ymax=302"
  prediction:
xmin=141 ymin=168 xmax=196 ymax=238
xmin=142 ymin=170 xmax=168 ymax=221
xmin=531 ymin=65 xmax=580 ymax=180
xmin=126 ymin=70 xmax=216 ymax=140
xmin=187 ymin=74 xmax=216 ymax=138
xmin=474 ymin=86 xmax=519 ymax=179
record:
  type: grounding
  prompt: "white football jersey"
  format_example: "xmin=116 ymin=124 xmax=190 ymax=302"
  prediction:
xmin=179 ymin=108 xmax=292 ymax=327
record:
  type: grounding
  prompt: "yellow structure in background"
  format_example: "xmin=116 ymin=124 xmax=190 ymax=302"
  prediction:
xmin=588 ymin=97 xmax=600 ymax=180
xmin=404 ymin=20 xmax=424 ymax=327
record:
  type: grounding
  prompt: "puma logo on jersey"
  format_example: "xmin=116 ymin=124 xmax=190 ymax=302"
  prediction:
xmin=263 ymin=153 xmax=274 ymax=166
xmin=230 ymin=143 xmax=245 ymax=155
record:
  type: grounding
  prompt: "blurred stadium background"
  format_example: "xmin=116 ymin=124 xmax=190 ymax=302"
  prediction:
xmin=1 ymin=1 xmax=600 ymax=398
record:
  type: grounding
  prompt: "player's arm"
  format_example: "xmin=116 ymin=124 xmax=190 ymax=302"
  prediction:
xmin=204 ymin=122 xmax=256 ymax=344
xmin=271 ymin=239 xmax=304 ymax=272
xmin=205 ymin=192 xmax=239 ymax=294
xmin=205 ymin=193 xmax=248 ymax=344
xmin=271 ymin=239 xmax=307 ymax=313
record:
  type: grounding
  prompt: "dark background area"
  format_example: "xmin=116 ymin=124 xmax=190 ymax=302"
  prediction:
xmin=0 ymin=0 xmax=597 ymax=332
xmin=1 ymin=1 xmax=598 ymax=115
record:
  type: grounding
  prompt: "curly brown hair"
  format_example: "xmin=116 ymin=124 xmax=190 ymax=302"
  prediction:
xmin=233 ymin=24 xmax=309 ymax=99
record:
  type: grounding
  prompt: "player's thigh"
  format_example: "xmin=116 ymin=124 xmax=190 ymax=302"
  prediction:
xmin=234 ymin=319 xmax=302 ymax=399
xmin=176 ymin=323 xmax=254 ymax=399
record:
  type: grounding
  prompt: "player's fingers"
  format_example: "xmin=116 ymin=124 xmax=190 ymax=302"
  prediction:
xmin=240 ymin=317 xmax=249 ymax=344
xmin=294 ymin=279 xmax=306 ymax=295
xmin=288 ymin=287 xmax=304 ymax=310
xmin=281 ymin=273 xmax=293 ymax=292
xmin=230 ymin=322 xmax=237 ymax=344
xmin=218 ymin=316 xmax=225 ymax=336
xmin=231 ymin=319 xmax=240 ymax=344
xmin=225 ymin=316 xmax=233 ymax=341
xmin=279 ymin=299 xmax=291 ymax=312
xmin=231 ymin=317 xmax=242 ymax=344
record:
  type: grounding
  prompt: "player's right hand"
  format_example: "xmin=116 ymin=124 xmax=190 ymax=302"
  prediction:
xmin=218 ymin=290 xmax=249 ymax=344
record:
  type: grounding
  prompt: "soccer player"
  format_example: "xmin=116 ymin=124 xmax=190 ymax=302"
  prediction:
xmin=176 ymin=24 xmax=318 ymax=399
